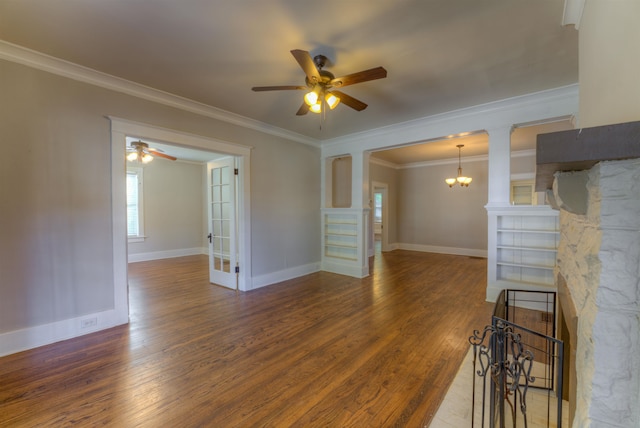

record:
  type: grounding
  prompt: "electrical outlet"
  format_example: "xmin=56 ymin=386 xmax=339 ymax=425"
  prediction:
xmin=80 ymin=317 xmax=98 ymax=329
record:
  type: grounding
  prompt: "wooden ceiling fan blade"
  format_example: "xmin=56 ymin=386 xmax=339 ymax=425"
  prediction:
xmin=330 ymin=66 xmax=387 ymax=88
xmin=296 ymin=102 xmax=310 ymax=116
xmin=290 ymin=49 xmax=321 ymax=83
xmin=331 ymin=90 xmax=368 ymax=111
xmin=150 ymin=151 xmax=177 ymax=161
xmin=252 ymin=85 xmax=307 ymax=92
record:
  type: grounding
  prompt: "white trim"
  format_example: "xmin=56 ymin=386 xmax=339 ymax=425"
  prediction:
xmin=369 ymin=157 xmax=399 ymax=169
xmin=371 ymin=181 xmax=390 ymax=253
xmin=401 ymin=153 xmax=488 ymax=169
xmin=0 ymin=40 xmax=317 ymax=148
xmin=128 ymin=247 xmax=208 ymax=263
xmin=321 ymin=259 xmax=370 ymax=278
xmin=126 ymin=167 xmax=145 ymax=240
xmin=396 ymin=243 xmax=488 ymax=258
xmin=110 ymin=118 xmax=253 ymax=296
xmin=511 ymin=173 xmax=536 ymax=181
xmin=322 ymin=85 xmax=578 ymax=157
xmin=562 ymin=0 xmax=586 ymax=29
xmin=511 ymin=149 xmax=536 ymax=158
xmin=371 ymin=149 xmax=536 ymax=170
xmin=250 ymin=262 xmax=321 ymax=290
xmin=0 ymin=308 xmax=126 ymax=357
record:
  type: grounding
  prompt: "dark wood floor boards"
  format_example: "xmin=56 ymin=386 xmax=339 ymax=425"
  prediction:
xmin=0 ymin=250 xmax=493 ymax=427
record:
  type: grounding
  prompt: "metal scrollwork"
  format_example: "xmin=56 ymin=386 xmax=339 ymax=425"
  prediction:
xmin=468 ymin=318 xmax=536 ymax=428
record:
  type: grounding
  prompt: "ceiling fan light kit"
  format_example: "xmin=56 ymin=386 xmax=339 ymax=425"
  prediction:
xmin=126 ymin=141 xmax=177 ymax=163
xmin=252 ymin=49 xmax=387 ymax=116
xmin=446 ymin=144 xmax=472 ymax=188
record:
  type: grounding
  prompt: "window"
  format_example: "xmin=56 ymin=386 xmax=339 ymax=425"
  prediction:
xmin=126 ymin=168 xmax=145 ymax=242
xmin=374 ymin=192 xmax=382 ymax=223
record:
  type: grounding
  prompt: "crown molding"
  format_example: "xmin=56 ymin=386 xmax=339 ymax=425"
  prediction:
xmin=321 ymin=84 xmax=579 ymax=157
xmin=0 ymin=40 xmax=319 ymax=147
xmin=370 ymin=149 xmax=536 ymax=170
xmin=369 ymin=157 xmax=399 ymax=169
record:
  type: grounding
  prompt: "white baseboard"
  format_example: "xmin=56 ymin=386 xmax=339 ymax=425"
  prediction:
xmin=321 ymin=259 xmax=369 ymax=278
xmin=128 ymin=247 xmax=207 ymax=263
xmin=0 ymin=308 xmax=128 ymax=357
xmin=396 ymin=243 xmax=487 ymax=258
xmin=251 ymin=262 xmax=321 ymax=290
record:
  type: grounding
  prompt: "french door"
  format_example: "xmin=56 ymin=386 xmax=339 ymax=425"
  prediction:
xmin=207 ymin=157 xmax=237 ymax=289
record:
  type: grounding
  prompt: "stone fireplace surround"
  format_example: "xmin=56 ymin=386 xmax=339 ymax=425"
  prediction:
xmin=536 ymin=121 xmax=640 ymax=427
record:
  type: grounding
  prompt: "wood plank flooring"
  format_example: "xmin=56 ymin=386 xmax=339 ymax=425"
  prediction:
xmin=0 ymin=250 xmax=493 ymax=427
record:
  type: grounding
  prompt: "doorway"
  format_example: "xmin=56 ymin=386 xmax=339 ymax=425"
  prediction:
xmin=110 ymin=118 xmax=253 ymax=322
xmin=371 ymin=181 xmax=389 ymax=253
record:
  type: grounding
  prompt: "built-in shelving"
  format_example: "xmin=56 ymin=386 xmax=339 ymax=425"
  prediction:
xmin=321 ymin=208 xmax=370 ymax=278
xmin=324 ymin=212 xmax=358 ymax=261
xmin=486 ymin=206 xmax=560 ymax=300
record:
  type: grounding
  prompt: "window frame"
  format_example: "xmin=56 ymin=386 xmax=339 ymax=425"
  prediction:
xmin=126 ymin=167 xmax=146 ymax=243
xmin=374 ymin=192 xmax=383 ymax=223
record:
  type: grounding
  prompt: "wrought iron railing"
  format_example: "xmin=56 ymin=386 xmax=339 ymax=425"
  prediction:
xmin=469 ymin=290 xmax=564 ymax=427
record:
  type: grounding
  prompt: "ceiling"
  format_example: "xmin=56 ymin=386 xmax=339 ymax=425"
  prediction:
xmin=0 ymin=0 xmax=578 ymax=146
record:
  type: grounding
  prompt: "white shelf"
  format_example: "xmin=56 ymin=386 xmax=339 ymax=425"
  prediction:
xmin=325 ymin=243 xmax=358 ymax=249
xmin=325 ymin=231 xmax=357 ymax=237
xmin=497 ymin=245 xmax=557 ymax=252
xmin=324 ymin=212 xmax=358 ymax=262
xmin=498 ymin=229 xmax=559 ymax=234
xmin=492 ymin=210 xmax=559 ymax=288
xmin=496 ymin=261 xmax=555 ymax=270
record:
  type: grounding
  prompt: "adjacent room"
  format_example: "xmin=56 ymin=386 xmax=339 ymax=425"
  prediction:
xmin=1 ymin=1 xmax=639 ymax=426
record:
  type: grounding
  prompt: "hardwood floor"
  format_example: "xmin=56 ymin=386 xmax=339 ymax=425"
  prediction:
xmin=0 ymin=250 xmax=493 ymax=427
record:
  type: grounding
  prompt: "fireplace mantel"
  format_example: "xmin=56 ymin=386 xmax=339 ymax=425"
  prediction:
xmin=535 ymin=120 xmax=640 ymax=192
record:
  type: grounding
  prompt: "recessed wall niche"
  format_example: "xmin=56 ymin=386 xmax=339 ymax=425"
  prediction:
xmin=330 ymin=156 xmax=352 ymax=208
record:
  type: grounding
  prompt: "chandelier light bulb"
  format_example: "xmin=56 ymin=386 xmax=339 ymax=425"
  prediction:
xmin=309 ymin=101 xmax=322 ymax=114
xmin=325 ymin=92 xmax=340 ymax=109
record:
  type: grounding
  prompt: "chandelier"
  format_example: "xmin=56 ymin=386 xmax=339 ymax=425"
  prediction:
xmin=445 ymin=144 xmax=472 ymax=187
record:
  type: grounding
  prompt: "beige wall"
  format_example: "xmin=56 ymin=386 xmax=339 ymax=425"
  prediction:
xmin=579 ymin=0 xmax=640 ymax=127
xmin=397 ymin=160 xmax=488 ymax=252
xmin=127 ymin=160 xmax=206 ymax=257
xmin=0 ymin=59 xmax=320 ymax=335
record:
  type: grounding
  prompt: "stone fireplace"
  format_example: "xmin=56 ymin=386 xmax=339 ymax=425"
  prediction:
xmin=536 ymin=121 xmax=640 ymax=427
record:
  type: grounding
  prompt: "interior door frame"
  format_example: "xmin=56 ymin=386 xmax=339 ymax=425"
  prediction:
xmin=110 ymin=117 xmax=252 ymax=309
xmin=371 ymin=181 xmax=389 ymax=252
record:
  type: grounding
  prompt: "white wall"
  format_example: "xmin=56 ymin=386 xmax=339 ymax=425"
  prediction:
xmin=128 ymin=160 xmax=206 ymax=261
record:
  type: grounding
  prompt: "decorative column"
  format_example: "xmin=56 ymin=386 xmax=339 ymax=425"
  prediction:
xmin=486 ymin=126 xmax=513 ymax=207
xmin=485 ymin=125 xmax=513 ymax=301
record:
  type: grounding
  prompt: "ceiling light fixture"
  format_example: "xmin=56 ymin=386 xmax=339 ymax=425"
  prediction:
xmin=445 ymin=144 xmax=472 ymax=187
xmin=303 ymin=87 xmax=341 ymax=114
xmin=127 ymin=145 xmax=154 ymax=163
xmin=126 ymin=141 xmax=177 ymax=164
xmin=325 ymin=92 xmax=340 ymax=110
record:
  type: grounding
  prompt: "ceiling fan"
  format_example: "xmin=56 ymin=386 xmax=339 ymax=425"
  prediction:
xmin=126 ymin=141 xmax=177 ymax=163
xmin=252 ymin=49 xmax=387 ymax=115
